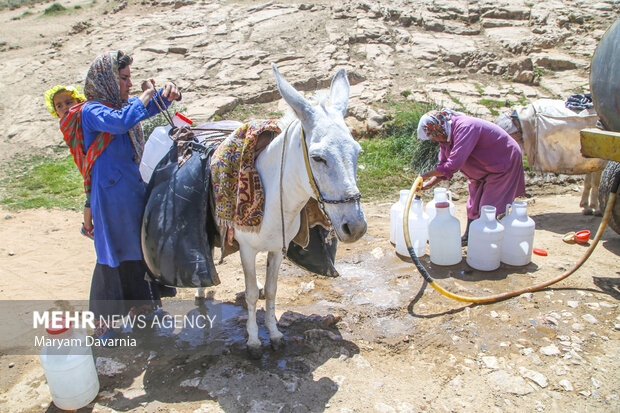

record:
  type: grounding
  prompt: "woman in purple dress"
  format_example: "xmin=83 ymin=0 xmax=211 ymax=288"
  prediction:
xmin=417 ymin=109 xmax=526 ymax=244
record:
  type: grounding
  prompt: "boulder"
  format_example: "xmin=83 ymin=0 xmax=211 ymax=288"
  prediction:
xmin=481 ymin=7 xmax=530 ymax=20
xmin=513 ymin=70 xmax=537 ymax=85
xmin=365 ymin=108 xmax=387 ymax=133
xmin=531 ymin=53 xmax=578 ymax=71
xmin=423 ymin=18 xmax=446 ymax=33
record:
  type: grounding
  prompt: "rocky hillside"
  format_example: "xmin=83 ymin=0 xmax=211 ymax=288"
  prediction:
xmin=0 ymin=0 xmax=617 ymax=166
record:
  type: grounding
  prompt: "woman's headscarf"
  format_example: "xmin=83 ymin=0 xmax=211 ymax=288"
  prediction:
xmin=417 ymin=109 xmax=462 ymax=142
xmin=84 ymin=50 xmax=145 ymax=165
xmin=44 ymin=85 xmax=86 ymax=118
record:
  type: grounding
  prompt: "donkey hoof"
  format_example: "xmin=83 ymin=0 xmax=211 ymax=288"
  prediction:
xmin=247 ymin=345 xmax=262 ymax=360
xmin=194 ymin=296 xmax=206 ymax=307
xmin=594 ymin=209 xmax=603 ymax=217
xmin=582 ymin=208 xmax=594 ymax=216
xmin=270 ymin=337 xmax=284 ymax=351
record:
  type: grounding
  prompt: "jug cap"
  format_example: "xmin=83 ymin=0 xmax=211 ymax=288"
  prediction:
xmin=172 ymin=112 xmax=193 ymax=127
xmin=435 ymin=202 xmax=450 ymax=208
xmin=45 ymin=316 xmax=71 ymax=335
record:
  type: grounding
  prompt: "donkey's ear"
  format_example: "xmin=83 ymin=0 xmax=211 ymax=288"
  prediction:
xmin=272 ymin=63 xmax=315 ymax=122
xmin=329 ymin=69 xmax=349 ymax=117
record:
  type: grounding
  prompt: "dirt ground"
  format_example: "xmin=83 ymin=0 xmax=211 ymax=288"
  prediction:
xmin=0 ymin=189 xmax=619 ymax=412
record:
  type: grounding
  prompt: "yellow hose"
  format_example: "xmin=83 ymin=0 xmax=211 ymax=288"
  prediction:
xmin=403 ymin=176 xmax=616 ymax=303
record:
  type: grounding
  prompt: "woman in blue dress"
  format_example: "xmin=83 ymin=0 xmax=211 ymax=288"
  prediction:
xmin=82 ymin=50 xmax=181 ymax=339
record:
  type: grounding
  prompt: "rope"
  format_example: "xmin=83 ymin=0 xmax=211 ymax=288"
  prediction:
xmin=278 ymin=123 xmax=292 ymax=257
xmin=152 ymin=88 xmax=175 ymax=127
xmin=403 ymin=176 xmax=616 ymax=303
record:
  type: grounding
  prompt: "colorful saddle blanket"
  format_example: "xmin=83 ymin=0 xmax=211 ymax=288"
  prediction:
xmin=210 ymin=120 xmax=281 ymax=231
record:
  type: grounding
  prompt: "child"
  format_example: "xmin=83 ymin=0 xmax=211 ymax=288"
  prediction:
xmin=44 ymin=85 xmax=94 ymax=240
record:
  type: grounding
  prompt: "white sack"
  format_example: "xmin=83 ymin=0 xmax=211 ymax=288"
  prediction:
xmin=516 ymin=99 xmax=606 ymax=174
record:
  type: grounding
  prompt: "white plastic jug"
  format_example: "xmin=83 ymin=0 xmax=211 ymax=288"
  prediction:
xmin=39 ymin=320 xmax=100 ymax=410
xmin=428 ymin=202 xmax=462 ymax=265
xmin=389 ymin=190 xmax=410 ymax=245
xmin=139 ymin=125 xmax=173 ymax=183
xmin=426 ymin=187 xmax=456 ymax=222
xmin=396 ymin=196 xmax=428 ymax=258
xmin=500 ymin=201 xmax=535 ymax=266
xmin=466 ymin=205 xmax=504 ymax=271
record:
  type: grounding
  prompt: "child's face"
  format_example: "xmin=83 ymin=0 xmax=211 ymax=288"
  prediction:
xmin=53 ymin=91 xmax=78 ymax=118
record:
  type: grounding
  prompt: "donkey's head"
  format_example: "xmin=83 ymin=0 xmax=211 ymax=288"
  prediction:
xmin=494 ymin=109 xmax=523 ymax=144
xmin=272 ymin=64 xmax=367 ymax=243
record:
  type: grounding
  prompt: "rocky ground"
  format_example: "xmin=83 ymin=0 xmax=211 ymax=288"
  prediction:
xmin=0 ymin=0 xmax=619 ymax=412
xmin=1 ymin=0 xmax=618 ymax=164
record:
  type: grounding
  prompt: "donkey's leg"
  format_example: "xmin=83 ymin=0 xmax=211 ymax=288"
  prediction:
xmin=194 ymin=287 xmax=206 ymax=306
xmin=239 ymin=245 xmax=262 ymax=358
xmin=590 ymin=170 xmax=603 ymax=216
xmin=257 ymin=283 xmax=266 ymax=300
xmin=265 ymin=250 xmax=284 ymax=349
xmin=581 ymin=173 xmax=594 ymax=215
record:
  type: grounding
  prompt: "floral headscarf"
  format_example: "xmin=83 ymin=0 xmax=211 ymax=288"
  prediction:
xmin=417 ymin=109 xmax=462 ymax=142
xmin=84 ymin=50 xmax=145 ymax=165
xmin=44 ymin=85 xmax=86 ymax=118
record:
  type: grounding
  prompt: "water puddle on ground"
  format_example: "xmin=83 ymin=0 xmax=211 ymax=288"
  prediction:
xmin=145 ymin=247 xmax=422 ymax=350
xmin=335 ymin=263 xmax=404 ymax=307
xmin=149 ymin=301 xmax=269 ymax=352
xmin=286 ymin=247 xmax=421 ymax=340
xmin=333 ymin=244 xmax=420 ymax=310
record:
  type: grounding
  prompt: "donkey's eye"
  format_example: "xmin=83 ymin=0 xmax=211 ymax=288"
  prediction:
xmin=311 ymin=155 xmax=327 ymax=165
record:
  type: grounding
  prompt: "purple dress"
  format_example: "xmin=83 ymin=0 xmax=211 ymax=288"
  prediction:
xmin=435 ymin=115 xmax=526 ymax=220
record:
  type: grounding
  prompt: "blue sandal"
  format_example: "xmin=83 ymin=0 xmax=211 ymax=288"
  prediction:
xmin=81 ymin=223 xmax=94 ymax=240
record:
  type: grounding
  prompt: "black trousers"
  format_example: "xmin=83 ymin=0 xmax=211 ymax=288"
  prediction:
xmin=89 ymin=260 xmax=163 ymax=319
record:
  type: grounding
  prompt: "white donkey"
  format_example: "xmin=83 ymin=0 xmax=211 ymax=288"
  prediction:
xmin=197 ymin=64 xmax=367 ymax=358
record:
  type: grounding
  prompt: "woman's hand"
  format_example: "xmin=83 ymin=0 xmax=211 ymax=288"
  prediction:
xmin=420 ymin=168 xmax=445 ymax=190
xmin=422 ymin=176 xmax=439 ymax=191
xmin=138 ymin=79 xmax=156 ymax=107
xmin=141 ymin=79 xmax=155 ymax=92
xmin=161 ymin=82 xmax=181 ymax=101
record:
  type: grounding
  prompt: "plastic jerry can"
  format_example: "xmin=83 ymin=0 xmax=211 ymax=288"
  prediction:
xmin=466 ymin=205 xmax=505 ymax=271
xmin=428 ymin=202 xmax=462 ymax=265
xmin=425 ymin=187 xmax=456 ymax=222
xmin=395 ymin=196 xmax=428 ymax=258
xmin=389 ymin=190 xmax=410 ymax=245
xmin=139 ymin=113 xmax=194 ymax=183
xmin=500 ymin=201 xmax=535 ymax=266
xmin=139 ymin=125 xmax=173 ymax=183
xmin=39 ymin=319 xmax=100 ymax=410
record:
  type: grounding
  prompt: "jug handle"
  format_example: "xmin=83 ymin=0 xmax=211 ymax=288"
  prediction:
xmin=447 ymin=190 xmax=452 ymax=202
xmin=505 ymin=203 xmax=511 ymax=216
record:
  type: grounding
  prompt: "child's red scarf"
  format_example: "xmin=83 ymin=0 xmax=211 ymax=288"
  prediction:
xmin=59 ymin=102 xmax=113 ymax=193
